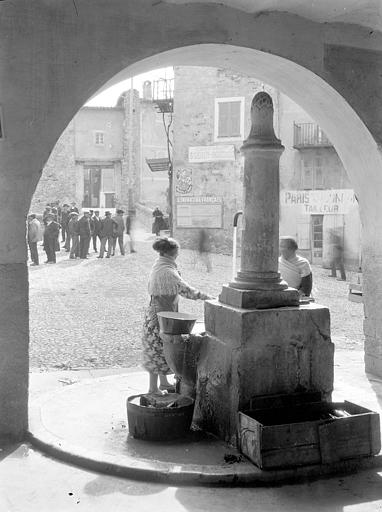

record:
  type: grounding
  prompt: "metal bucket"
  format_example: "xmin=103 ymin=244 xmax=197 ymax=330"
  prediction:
xmin=127 ymin=393 xmax=195 ymax=441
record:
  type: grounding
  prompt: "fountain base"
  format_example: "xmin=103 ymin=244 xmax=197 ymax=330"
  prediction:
xmin=195 ymin=300 xmax=334 ymax=445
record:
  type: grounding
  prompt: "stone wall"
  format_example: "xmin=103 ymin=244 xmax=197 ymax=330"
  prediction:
xmin=30 ymin=121 xmax=78 ymax=213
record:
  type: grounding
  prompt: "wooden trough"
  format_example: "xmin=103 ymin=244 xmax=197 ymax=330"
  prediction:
xmin=238 ymin=393 xmax=380 ymax=470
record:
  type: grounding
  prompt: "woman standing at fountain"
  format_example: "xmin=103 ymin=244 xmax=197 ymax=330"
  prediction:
xmin=142 ymin=237 xmax=212 ymax=394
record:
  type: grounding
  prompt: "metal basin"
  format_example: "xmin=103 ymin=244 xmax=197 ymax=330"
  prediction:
xmin=157 ymin=311 xmax=198 ymax=334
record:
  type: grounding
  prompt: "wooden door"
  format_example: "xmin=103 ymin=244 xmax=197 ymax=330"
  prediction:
xmin=311 ymin=215 xmax=324 ymax=264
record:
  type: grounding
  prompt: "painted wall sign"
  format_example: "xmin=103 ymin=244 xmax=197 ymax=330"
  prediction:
xmin=280 ymin=189 xmax=357 ymax=215
xmin=188 ymin=145 xmax=235 ymax=163
xmin=176 ymin=196 xmax=223 ymax=228
xmin=175 ymin=168 xmax=193 ymax=194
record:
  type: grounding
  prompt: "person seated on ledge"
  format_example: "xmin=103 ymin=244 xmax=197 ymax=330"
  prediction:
xmin=279 ymin=236 xmax=313 ymax=298
xmin=142 ymin=237 xmax=212 ymax=395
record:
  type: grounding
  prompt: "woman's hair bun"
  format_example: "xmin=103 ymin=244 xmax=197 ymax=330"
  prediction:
xmin=152 ymin=237 xmax=179 ymax=254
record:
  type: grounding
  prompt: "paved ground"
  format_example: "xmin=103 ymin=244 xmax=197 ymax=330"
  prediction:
xmin=29 ymin=228 xmax=364 ymax=370
xmin=26 ymin=350 xmax=382 ymax=487
xmin=1 ymin=229 xmax=377 ymax=511
xmin=1 ymin=442 xmax=382 ymax=512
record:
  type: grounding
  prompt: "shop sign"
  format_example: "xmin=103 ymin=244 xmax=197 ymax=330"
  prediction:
xmin=188 ymin=145 xmax=235 ymax=163
xmin=176 ymin=196 xmax=223 ymax=228
xmin=280 ymin=189 xmax=357 ymax=215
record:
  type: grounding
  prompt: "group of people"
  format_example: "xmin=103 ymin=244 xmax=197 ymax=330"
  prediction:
xmin=27 ymin=202 xmax=136 ymax=265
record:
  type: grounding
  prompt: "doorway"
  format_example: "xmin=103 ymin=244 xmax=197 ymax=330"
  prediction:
xmin=83 ymin=166 xmax=116 ymax=209
xmin=311 ymin=214 xmax=324 ymax=264
xmin=83 ymin=167 xmax=101 ymax=208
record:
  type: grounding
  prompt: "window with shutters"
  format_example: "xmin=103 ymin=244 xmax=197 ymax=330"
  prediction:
xmin=214 ymin=97 xmax=244 ymax=142
xmin=314 ymin=157 xmax=324 ymax=189
xmin=302 ymin=160 xmax=314 ymax=190
xmin=94 ymin=131 xmax=105 ymax=146
xmin=301 ymin=156 xmax=325 ymax=190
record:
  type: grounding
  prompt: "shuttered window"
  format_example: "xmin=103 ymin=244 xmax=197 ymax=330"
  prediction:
xmin=218 ymin=101 xmax=241 ymax=137
xmin=215 ymin=97 xmax=244 ymax=141
xmin=94 ymin=131 xmax=105 ymax=145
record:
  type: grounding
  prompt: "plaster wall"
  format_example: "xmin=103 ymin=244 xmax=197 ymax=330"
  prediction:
xmin=74 ymin=108 xmax=123 ymax=161
xmin=173 ymin=66 xmax=274 ymax=252
xmin=32 ymin=108 xmax=125 ymax=211
xmin=1 ymin=0 xmax=382 ymax=436
xmin=31 ymin=120 xmax=78 ymax=212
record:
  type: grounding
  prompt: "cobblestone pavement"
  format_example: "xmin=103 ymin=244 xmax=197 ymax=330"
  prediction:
xmin=29 ymin=230 xmax=364 ymax=370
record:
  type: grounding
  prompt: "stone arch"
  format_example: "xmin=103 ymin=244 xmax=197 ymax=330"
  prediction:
xmin=3 ymin=2 xmax=382 ymax=438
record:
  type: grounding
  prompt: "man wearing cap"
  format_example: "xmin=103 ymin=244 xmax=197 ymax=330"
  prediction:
xmin=98 ymin=211 xmax=114 ymax=258
xmin=60 ymin=204 xmax=70 ymax=246
xmin=43 ymin=212 xmax=60 ymax=263
xmin=42 ymin=205 xmax=52 ymax=226
xmin=27 ymin=214 xmax=42 ymax=265
xmin=112 ymin=209 xmax=125 ymax=256
xmin=91 ymin=210 xmax=102 ymax=253
xmin=68 ymin=211 xmax=80 ymax=259
xmin=69 ymin=202 xmax=79 ymax=214
xmin=78 ymin=211 xmax=91 ymax=259
xmin=54 ymin=200 xmax=62 ymax=223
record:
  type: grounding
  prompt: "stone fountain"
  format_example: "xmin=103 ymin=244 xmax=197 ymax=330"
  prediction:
xmin=167 ymin=92 xmax=334 ymax=446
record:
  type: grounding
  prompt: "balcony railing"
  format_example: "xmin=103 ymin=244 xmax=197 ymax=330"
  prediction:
xmin=293 ymin=123 xmax=332 ymax=148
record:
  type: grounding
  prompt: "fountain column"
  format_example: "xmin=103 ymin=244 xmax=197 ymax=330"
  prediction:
xmin=220 ymin=92 xmax=299 ymax=308
xmin=196 ymin=93 xmax=334 ymax=444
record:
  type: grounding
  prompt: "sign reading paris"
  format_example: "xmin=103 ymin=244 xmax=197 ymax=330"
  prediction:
xmin=281 ymin=189 xmax=357 ymax=215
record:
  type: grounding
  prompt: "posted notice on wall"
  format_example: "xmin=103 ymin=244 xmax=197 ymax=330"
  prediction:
xmin=280 ymin=189 xmax=357 ymax=215
xmin=176 ymin=196 xmax=223 ymax=228
xmin=188 ymin=145 xmax=235 ymax=163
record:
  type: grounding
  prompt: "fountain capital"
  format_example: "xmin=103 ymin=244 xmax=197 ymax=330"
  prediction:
xmin=241 ymin=92 xmax=283 ymax=150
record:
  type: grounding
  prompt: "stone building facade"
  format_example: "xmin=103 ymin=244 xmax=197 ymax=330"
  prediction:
xmin=31 ymin=106 xmax=124 ymax=213
xmin=30 ymin=120 xmax=77 ymax=211
xmin=32 ymin=67 xmax=360 ymax=268
xmin=32 ymin=90 xmax=168 ymax=216
xmin=171 ymin=66 xmax=361 ymax=269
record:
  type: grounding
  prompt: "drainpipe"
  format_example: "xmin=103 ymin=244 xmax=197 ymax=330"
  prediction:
xmin=232 ymin=210 xmax=243 ymax=280
xmin=129 ymin=77 xmax=134 ymax=209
